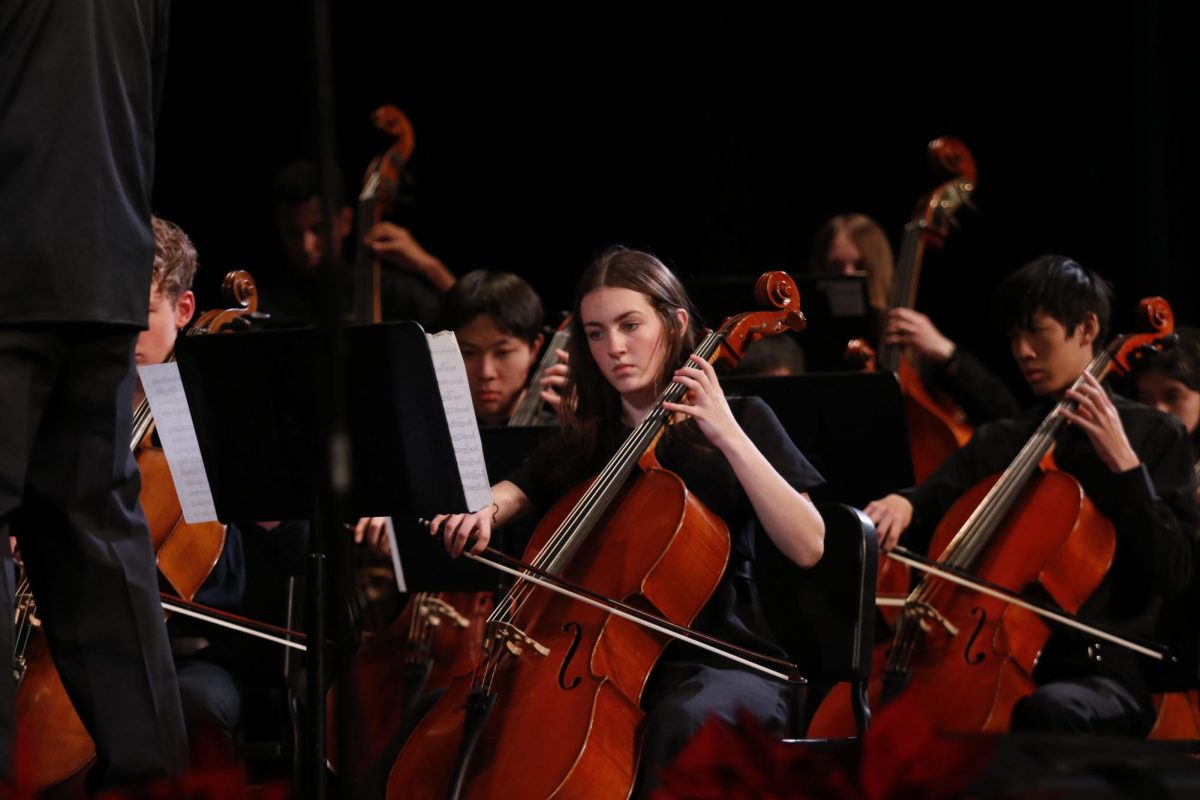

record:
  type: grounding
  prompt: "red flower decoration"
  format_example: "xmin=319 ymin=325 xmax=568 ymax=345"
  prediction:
xmin=654 ymin=694 xmax=995 ymax=800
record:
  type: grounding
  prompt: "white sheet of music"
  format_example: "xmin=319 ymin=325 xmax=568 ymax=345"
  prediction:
xmin=136 ymin=362 xmax=219 ymax=523
xmin=426 ymin=331 xmax=494 ymax=512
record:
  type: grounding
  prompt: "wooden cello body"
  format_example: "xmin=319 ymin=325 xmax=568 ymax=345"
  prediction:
xmin=384 ymin=272 xmax=806 ymax=800
xmin=387 ymin=471 xmax=729 ymax=800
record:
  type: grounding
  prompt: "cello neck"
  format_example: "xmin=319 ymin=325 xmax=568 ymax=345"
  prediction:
xmin=877 ymin=221 xmax=925 ymax=373
xmin=131 ymin=349 xmax=179 ymax=450
xmin=355 ymin=176 xmax=383 ymax=324
xmin=509 ymin=325 xmax=571 ymax=427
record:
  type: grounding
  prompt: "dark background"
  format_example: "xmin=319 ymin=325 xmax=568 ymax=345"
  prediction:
xmin=153 ymin=3 xmax=1196 ymax=400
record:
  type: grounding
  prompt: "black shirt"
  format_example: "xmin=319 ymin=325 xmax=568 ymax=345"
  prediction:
xmin=508 ymin=396 xmax=824 ymax=658
xmin=0 ymin=0 xmax=169 ymax=326
xmin=902 ymin=392 xmax=1199 ymax=693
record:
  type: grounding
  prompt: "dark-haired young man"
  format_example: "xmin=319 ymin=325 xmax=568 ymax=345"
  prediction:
xmin=438 ymin=270 xmax=566 ymax=426
xmin=264 ymin=159 xmax=455 ymax=327
xmin=866 ymin=255 xmax=1199 ymax=736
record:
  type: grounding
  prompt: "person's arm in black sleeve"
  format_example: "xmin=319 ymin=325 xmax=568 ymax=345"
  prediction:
xmin=1100 ymin=415 xmax=1199 ymax=597
xmin=735 ymin=396 xmax=824 ymax=495
xmin=926 ymin=348 xmax=1022 ymax=425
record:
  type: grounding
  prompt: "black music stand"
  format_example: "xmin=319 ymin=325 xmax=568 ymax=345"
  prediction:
xmin=172 ymin=321 xmax=493 ymax=796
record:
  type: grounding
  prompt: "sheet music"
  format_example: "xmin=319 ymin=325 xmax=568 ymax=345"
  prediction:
xmin=136 ymin=362 xmax=219 ymax=523
xmin=426 ymin=331 xmax=494 ymax=512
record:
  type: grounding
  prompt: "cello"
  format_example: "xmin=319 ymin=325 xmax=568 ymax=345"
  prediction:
xmin=811 ymin=297 xmax=1181 ymax=737
xmin=385 ymin=271 xmax=807 ymax=800
xmin=11 ymin=272 xmax=258 ymax=794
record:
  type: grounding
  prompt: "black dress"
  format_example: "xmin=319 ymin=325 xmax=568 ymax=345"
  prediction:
xmin=508 ymin=396 xmax=824 ymax=794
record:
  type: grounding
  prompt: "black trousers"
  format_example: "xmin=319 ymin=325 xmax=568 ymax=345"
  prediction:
xmin=0 ymin=325 xmax=188 ymax=788
xmin=636 ymin=660 xmax=789 ymax=798
xmin=1011 ymin=676 xmax=1156 ymax=737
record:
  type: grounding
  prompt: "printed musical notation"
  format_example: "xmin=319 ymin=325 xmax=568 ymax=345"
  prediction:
xmin=137 ymin=362 xmax=219 ymax=523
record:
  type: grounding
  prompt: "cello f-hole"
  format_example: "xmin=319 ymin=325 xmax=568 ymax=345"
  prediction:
xmin=964 ymin=607 xmax=987 ymax=665
xmin=558 ymin=621 xmax=583 ymax=690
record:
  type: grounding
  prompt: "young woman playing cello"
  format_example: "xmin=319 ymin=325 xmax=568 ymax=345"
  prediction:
xmin=427 ymin=246 xmax=826 ymax=796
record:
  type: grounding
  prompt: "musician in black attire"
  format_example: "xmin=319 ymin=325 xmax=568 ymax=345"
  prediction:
xmin=260 ymin=160 xmax=455 ymax=328
xmin=0 ymin=0 xmax=187 ymax=789
xmin=867 ymin=255 xmax=1200 ymax=735
xmin=427 ymin=247 xmax=826 ymax=796
xmin=437 ymin=270 xmax=560 ymax=427
xmin=812 ymin=212 xmax=1020 ymax=424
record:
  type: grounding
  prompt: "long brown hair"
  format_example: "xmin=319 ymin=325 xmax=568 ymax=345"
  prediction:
xmin=555 ymin=246 xmax=702 ymax=480
xmin=809 ymin=213 xmax=894 ymax=315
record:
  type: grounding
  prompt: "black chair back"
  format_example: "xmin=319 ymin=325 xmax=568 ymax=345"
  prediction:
xmin=755 ymin=503 xmax=877 ymax=736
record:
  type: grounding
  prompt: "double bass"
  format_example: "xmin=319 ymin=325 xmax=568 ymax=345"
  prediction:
xmin=385 ymin=272 xmax=807 ymax=800
xmin=811 ymin=297 xmax=1180 ymax=737
xmin=347 ymin=104 xmax=427 ymax=635
xmin=355 ymin=104 xmax=415 ymax=325
xmin=324 ymin=106 xmax=498 ymax=782
xmin=11 ymin=271 xmax=258 ymax=793
xmin=848 ymin=135 xmax=978 ymax=483
xmin=852 ymin=136 xmax=978 ymax=619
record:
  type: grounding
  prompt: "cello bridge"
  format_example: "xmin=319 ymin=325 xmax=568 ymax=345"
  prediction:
xmin=417 ymin=596 xmax=471 ymax=629
xmin=488 ymin=622 xmax=550 ymax=658
xmin=903 ymin=601 xmax=960 ymax=637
